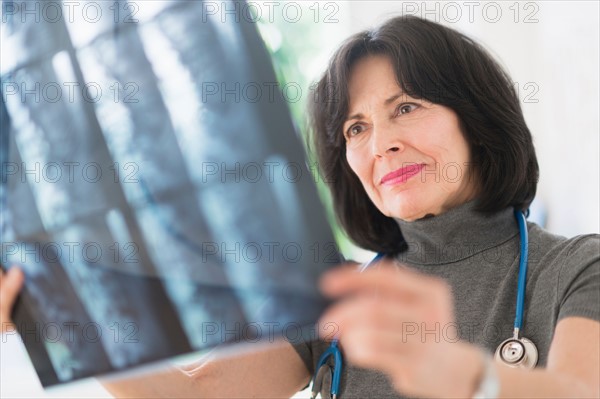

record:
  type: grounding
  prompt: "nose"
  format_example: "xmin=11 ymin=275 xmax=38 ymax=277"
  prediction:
xmin=371 ymin=123 xmax=404 ymax=158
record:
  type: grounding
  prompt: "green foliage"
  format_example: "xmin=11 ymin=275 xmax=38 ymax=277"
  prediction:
xmin=255 ymin=15 xmax=359 ymax=259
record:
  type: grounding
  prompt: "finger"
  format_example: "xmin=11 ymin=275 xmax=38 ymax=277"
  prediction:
xmin=338 ymin=325 xmax=461 ymax=389
xmin=318 ymin=293 xmax=423 ymax=338
xmin=320 ymin=259 xmax=448 ymax=302
xmin=319 ymin=285 xmax=456 ymax=346
xmin=0 ymin=267 xmax=25 ymax=315
xmin=337 ymin=326 xmax=415 ymax=372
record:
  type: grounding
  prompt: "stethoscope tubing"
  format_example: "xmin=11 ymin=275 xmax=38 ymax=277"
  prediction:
xmin=513 ymin=209 xmax=528 ymax=330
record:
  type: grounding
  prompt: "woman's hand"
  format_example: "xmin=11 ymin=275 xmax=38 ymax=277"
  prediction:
xmin=318 ymin=260 xmax=485 ymax=398
xmin=0 ymin=266 xmax=25 ymax=334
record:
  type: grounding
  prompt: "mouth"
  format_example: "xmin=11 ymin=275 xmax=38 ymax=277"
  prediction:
xmin=380 ymin=163 xmax=425 ymax=186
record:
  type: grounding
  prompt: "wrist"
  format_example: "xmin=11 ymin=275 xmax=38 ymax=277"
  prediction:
xmin=470 ymin=348 xmax=500 ymax=399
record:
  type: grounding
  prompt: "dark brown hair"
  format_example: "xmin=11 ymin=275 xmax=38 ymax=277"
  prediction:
xmin=308 ymin=15 xmax=539 ymax=254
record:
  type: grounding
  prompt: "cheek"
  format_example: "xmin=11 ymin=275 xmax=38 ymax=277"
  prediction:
xmin=345 ymin=148 xmax=367 ymax=182
xmin=346 ymin=148 xmax=389 ymax=210
xmin=345 ymin=148 xmax=381 ymax=202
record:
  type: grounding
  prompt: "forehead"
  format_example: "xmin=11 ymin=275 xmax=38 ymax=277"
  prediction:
xmin=347 ymin=55 xmax=405 ymax=110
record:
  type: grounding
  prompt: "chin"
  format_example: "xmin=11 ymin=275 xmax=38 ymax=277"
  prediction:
xmin=384 ymin=200 xmax=427 ymax=221
xmin=372 ymin=184 xmax=441 ymax=221
xmin=382 ymin=192 xmax=441 ymax=222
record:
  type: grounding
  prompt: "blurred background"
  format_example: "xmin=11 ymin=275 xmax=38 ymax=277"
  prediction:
xmin=260 ymin=0 xmax=600 ymax=262
xmin=1 ymin=1 xmax=598 ymax=398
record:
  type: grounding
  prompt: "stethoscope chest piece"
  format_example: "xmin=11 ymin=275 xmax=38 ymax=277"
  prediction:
xmin=494 ymin=336 xmax=538 ymax=369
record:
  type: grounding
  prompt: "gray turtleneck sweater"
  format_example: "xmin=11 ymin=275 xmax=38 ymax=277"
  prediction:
xmin=293 ymin=200 xmax=600 ymax=398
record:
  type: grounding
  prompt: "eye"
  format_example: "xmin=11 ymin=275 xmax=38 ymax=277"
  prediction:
xmin=395 ymin=103 xmax=419 ymax=116
xmin=345 ymin=123 xmax=365 ymax=138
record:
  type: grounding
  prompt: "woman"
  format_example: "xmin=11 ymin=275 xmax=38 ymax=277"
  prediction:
xmin=2 ymin=15 xmax=599 ymax=399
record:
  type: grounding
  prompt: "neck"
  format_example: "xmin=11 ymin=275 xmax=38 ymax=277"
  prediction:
xmin=393 ymin=200 xmax=519 ymax=265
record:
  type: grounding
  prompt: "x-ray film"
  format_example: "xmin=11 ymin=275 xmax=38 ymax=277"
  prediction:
xmin=0 ymin=0 xmax=341 ymax=386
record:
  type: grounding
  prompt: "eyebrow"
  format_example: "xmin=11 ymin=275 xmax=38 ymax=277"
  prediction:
xmin=344 ymin=91 xmax=406 ymax=124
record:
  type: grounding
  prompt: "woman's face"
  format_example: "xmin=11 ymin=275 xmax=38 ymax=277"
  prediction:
xmin=344 ymin=55 xmax=478 ymax=222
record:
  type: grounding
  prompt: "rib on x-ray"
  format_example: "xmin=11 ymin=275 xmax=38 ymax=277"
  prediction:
xmin=0 ymin=0 xmax=341 ymax=386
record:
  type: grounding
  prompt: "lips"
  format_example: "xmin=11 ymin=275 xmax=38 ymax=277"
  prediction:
xmin=380 ymin=163 xmax=425 ymax=186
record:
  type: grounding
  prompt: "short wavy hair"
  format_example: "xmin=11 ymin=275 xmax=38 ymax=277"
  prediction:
xmin=308 ymin=15 xmax=539 ymax=255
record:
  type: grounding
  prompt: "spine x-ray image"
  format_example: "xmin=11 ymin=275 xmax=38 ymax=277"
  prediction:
xmin=0 ymin=0 xmax=341 ymax=386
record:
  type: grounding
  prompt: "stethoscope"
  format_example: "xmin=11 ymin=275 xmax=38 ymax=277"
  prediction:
xmin=311 ymin=208 xmax=538 ymax=399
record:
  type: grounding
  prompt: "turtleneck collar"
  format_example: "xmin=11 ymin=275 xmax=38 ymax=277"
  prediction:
xmin=394 ymin=200 xmax=519 ymax=265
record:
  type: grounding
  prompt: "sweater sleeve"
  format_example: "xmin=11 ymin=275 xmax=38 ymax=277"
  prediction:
xmin=290 ymin=338 xmax=333 ymax=392
xmin=291 ymin=340 xmax=314 ymax=391
xmin=556 ymin=234 xmax=600 ymax=323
